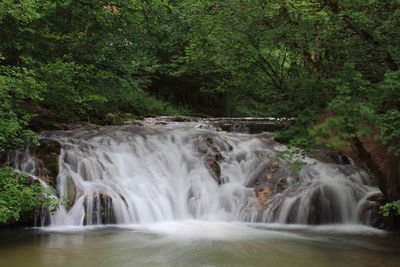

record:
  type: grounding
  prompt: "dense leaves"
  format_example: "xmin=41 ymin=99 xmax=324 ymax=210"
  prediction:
xmin=380 ymin=200 xmax=400 ymax=217
xmin=0 ymin=66 xmax=42 ymax=152
xmin=0 ymin=167 xmax=60 ymax=223
xmin=0 ymin=1 xmax=399 ymax=210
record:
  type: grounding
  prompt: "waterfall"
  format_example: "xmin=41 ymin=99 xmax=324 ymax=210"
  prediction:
xmin=7 ymin=120 xmax=381 ymax=227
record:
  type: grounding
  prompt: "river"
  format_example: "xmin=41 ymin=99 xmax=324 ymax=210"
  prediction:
xmin=1 ymin=222 xmax=399 ymax=267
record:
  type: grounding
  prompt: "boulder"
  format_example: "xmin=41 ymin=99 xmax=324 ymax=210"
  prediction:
xmin=252 ymin=160 xmax=296 ymax=196
xmin=84 ymin=193 xmax=115 ymax=225
xmin=194 ymin=135 xmax=224 ymax=185
xmin=358 ymin=192 xmax=385 ymax=229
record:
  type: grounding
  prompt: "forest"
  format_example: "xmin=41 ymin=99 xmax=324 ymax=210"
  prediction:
xmin=0 ymin=0 xmax=399 ymax=226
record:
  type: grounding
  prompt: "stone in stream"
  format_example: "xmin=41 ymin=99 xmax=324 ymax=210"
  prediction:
xmin=204 ymin=158 xmax=222 ymax=184
xmin=358 ymin=192 xmax=385 ymax=229
xmin=65 ymin=175 xmax=78 ymax=208
xmin=251 ymin=160 xmax=298 ymax=198
xmin=194 ymin=135 xmax=225 ymax=185
xmin=84 ymin=193 xmax=115 ymax=225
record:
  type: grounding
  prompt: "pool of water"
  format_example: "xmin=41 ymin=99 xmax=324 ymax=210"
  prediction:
xmin=1 ymin=221 xmax=399 ymax=267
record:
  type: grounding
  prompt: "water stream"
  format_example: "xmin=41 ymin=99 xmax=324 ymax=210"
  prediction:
xmin=9 ymin=120 xmax=380 ymax=226
xmin=3 ymin=119 xmax=397 ymax=266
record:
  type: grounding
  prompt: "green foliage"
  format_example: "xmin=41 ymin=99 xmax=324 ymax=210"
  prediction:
xmin=376 ymin=110 xmax=400 ymax=156
xmin=0 ymin=0 xmax=398 ymax=156
xmin=0 ymin=66 xmax=43 ymax=152
xmin=380 ymin=200 xmax=400 ymax=217
xmin=38 ymin=60 xmax=107 ymax=120
xmin=0 ymin=167 xmax=61 ymax=223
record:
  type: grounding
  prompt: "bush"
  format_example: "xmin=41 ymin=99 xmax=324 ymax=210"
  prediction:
xmin=0 ymin=167 xmax=60 ymax=224
xmin=380 ymin=200 xmax=400 ymax=217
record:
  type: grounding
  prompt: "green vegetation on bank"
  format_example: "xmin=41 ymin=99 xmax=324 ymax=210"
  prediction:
xmin=0 ymin=167 xmax=60 ymax=224
xmin=380 ymin=200 xmax=400 ymax=217
xmin=0 ymin=0 xmax=399 ymax=223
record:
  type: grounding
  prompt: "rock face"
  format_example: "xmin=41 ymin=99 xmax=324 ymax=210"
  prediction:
xmin=84 ymin=193 xmax=115 ymax=225
xmin=194 ymin=135 xmax=224 ymax=185
xmin=65 ymin=175 xmax=77 ymax=207
xmin=251 ymin=160 xmax=297 ymax=199
xmin=246 ymin=156 xmax=384 ymax=226
xmin=358 ymin=192 xmax=385 ymax=229
xmin=31 ymin=139 xmax=61 ymax=187
xmin=246 ymin=160 xmax=301 ymax=223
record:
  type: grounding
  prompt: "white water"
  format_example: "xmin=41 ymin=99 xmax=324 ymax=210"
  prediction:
xmin=8 ymin=121 xmax=381 ymax=227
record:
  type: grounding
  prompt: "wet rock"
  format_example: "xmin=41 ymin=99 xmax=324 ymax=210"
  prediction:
xmin=206 ymin=118 xmax=291 ymax=134
xmin=104 ymin=113 xmax=118 ymax=124
xmin=310 ymin=150 xmax=352 ymax=165
xmin=124 ymin=116 xmax=287 ymax=134
xmin=65 ymin=176 xmax=77 ymax=207
xmin=31 ymin=139 xmax=61 ymax=187
xmin=307 ymin=190 xmax=322 ymax=225
xmin=194 ymin=135 xmax=225 ymax=185
xmin=358 ymin=192 xmax=385 ymax=229
xmin=96 ymin=193 xmax=115 ymax=224
xmin=286 ymin=198 xmax=301 ymax=224
xmin=248 ymin=160 xmax=299 ymax=213
xmin=252 ymin=160 xmax=295 ymax=196
xmin=205 ymin=158 xmax=222 ymax=185
xmin=84 ymin=193 xmax=115 ymax=225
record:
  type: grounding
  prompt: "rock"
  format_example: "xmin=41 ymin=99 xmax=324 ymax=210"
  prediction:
xmin=310 ymin=150 xmax=352 ymax=165
xmin=307 ymin=190 xmax=322 ymax=225
xmin=32 ymin=139 xmax=61 ymax=187
xmin=171 ymin=116 xmax=195 ymax=122
xmin=248 ymin=160 xmax=300 ymax=213
xmin=252 ymin=160 xmax=295 ymax=196
xmin=123 ymin=113 xmax=134 ymax=118
xmin=65 ymin=176 xmax=77 ymax=207
xmin=206 ymin=118 xmax=290 ymax=134
xmin=358 ymin=192 xmax=385 ymax=229
xmin=193 ymin=135 xmax=225 ymax=185
xmin=205 ymin=158 xmax=222 ymax=185
xmin=84 ymin=193 xmax=115 ymax=225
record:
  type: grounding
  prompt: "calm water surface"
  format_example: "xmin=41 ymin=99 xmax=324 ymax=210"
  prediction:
xmin=0 ymin=221 xmax=399 ymax=267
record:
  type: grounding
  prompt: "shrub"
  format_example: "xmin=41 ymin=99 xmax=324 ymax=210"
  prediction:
xmin=380 ymin=200 xmax=400 ymax=217
xmin=0 ymin=167 xmax=60 ymax=224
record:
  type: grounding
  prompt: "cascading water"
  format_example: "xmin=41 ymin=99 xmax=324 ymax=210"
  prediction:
xmin=7 ymin=119 xmax=382 ymax=227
